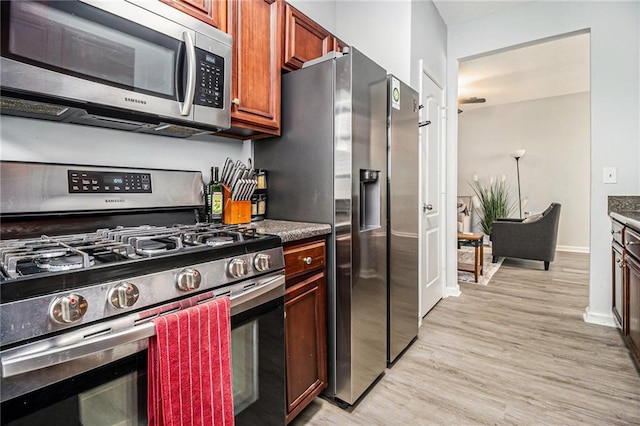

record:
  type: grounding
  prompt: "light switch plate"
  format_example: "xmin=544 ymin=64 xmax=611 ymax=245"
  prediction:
xmin=603 ymin=167 xmax=617 ymax=184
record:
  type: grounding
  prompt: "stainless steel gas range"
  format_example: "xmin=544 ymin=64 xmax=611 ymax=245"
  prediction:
xmin=0 ymin=161 xmax=286 ymax=425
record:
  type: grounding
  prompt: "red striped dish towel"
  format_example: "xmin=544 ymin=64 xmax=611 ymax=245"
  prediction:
xmin=148 ymin=297 xmax=234 ymax=426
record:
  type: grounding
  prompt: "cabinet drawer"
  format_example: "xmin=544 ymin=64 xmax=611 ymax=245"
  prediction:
xmin=612 ymin=219 xmax=624 ymax=246
xmin=284 ymin=240 xmax=326 ymax=280
xmin=625 ymin=227 xmax=640 ymax=260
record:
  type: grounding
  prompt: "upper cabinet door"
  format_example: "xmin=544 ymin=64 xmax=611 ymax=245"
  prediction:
xmin=228 ymin=0 xmax=281 ymax=136
xmin=160 ymin=0 xmax=226 ymax=31
xmin=332 ymin=37 xmax=347 ymax=54
xmin=282 ymin=3 xmax=332 ymax=72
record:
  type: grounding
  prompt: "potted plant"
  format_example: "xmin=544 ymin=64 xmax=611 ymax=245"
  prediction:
xmin=470 ymin=174 xmax=515 ymax=237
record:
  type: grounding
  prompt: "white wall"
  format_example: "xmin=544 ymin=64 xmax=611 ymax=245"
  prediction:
xmin=335 ymin=1 xmax=413 ymax=84
xmin=290 ymin=0 xmax=447 ymax=90
xmin=457 ymin=92 xmax=590 ymax=251
xmin=410 ymin=0 xmax=447 ymax=89
xmin=448 ymin=1 xmax=640 ymax=326
xmin=0 ymin=116 xmax=250 ymax=179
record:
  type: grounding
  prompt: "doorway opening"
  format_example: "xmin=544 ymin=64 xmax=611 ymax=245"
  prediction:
xmin=455 ymin=31 xmax=591 ymax=281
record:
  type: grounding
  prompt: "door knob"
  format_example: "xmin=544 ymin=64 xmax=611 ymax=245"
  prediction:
xmin=423 ymin=203 xmax=433 ymax=212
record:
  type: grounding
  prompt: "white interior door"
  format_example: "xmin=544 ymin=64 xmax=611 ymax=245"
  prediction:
xmin=419 ymin=64 xmax=445 ymax=318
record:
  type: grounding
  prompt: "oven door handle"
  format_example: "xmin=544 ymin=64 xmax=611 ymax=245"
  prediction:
xmin=1 ymin=274 xmax=285 ymax=378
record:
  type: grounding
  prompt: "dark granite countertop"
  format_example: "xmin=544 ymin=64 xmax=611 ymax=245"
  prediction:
xmin=608 ymin=195 xmax=640 ymax=214
xmin=250 ymin=219 xmax=331 ymax=243
xmin=611 ymin=211 xmax=640 ymax=232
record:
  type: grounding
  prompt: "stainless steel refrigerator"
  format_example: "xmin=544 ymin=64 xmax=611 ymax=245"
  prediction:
xmin=254 ymin=48 xmax=387 ymax=406
xmin=386 ymin=75 xmax=419 ymax=364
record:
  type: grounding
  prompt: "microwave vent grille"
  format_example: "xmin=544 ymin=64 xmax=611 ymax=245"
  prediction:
xmin=1 ymin=97 xmax=70 ymax=119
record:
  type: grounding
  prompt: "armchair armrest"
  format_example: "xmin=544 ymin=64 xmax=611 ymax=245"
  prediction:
xmin=495 ymin=218 xmax=524 ymax=223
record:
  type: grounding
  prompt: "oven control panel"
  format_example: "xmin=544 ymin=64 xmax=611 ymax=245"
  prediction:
xmin=68 ymin=170 xmax=152 ymax=194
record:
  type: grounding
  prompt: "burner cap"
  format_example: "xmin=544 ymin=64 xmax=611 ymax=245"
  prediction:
xmin=206 ymin=236 xmax=234 ymax=247
xmin=35 ymin=254 xmax=95 ymax=271
xmin=137 ymin=240 xmax=168 ymax=254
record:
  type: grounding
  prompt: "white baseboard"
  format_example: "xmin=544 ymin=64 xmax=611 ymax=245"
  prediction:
xmin=583 ymin=307 xmax=617 ymax=328
xmin=445 ymin=284 xmax=461 ymax=298
xmin=557 ymin=245 xmax=590 ymax=253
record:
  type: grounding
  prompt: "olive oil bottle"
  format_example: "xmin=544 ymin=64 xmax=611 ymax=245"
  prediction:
xmin=209 ymin=166 xmax=223 ymax=223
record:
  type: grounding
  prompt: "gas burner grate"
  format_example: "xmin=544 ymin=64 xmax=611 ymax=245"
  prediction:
xmin=0 ymin=234 xmax=132 ymax=278
xmin=0 ymin=224 xmax=265 ymax=278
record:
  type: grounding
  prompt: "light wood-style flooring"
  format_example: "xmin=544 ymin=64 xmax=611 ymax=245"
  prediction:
xmin=292 ymin=251 xmax=640 ymax=425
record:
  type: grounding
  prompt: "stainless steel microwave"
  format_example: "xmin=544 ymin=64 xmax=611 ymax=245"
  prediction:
xmin=0 ymin=0 xmax=232 ymax=137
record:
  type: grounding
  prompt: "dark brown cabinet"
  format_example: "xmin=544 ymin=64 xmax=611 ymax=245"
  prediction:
xmin=612 ymin=217 xmax=640 ymax=367
xmin=627 ymin=254 xmax=640 ymax=361
xmin=281 ymin=3 xmax=332 ymax=72
xmin=160 ymin=0 xmax=226 ymax=30
xmin=612 ymin=244 xmax=626 ymax=330
xmin=226 ymin=0 xmax=281 ymax=138
xmin=624 ymin=226 xmax=640 ymax=365
xmin=281 ymin=2 xmax=347 ymax=72
xmin=612 ymin=219 xmax=626 ymax=330
xmin=332 ymin=36 xmax=348 ymax=54
xmin=283 ymin=237 xmax=327 ymax=424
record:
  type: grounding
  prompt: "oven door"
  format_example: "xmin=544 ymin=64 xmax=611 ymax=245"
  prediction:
xmin=0 ymin=274 xmax=285 ymax=426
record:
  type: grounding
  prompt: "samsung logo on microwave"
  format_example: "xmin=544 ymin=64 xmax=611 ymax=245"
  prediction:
xmin=124 ymin=97 xmax=147 ymax=105
xmin=105 ymin=199 xmax=125 ymax=203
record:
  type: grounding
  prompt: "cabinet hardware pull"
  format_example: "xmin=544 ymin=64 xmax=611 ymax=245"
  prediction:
xmin=303 ymin=256 xmax=312 ymax=265
xmin=231 ymin=98 xmax=240 ymax=107
xmin=626 ymin=241 xmax=639 ymax=246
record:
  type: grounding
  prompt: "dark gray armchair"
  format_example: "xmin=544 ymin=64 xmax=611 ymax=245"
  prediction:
xmin=491 ymin=203 xmax=561 ymax=270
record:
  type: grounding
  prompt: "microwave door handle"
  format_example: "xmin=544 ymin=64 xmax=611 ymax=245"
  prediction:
xmin=179 ymin=31 xmax=197 ymax=116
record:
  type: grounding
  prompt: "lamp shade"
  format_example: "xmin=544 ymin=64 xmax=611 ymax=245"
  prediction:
xmin=511 ymin=149 xmax=526 ymax=159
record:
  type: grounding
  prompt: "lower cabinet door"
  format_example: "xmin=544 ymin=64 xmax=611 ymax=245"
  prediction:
xmin=612 ymin=245 xmax=625 ymax=331
xmin=284 ymin=272 xmax=327 ymax=423
xmin=627 ymin=255 xmax=640 ymax=363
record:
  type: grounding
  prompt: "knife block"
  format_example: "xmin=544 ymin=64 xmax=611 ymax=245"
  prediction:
xmin=223 ymin=185 xmax=251 ymax=225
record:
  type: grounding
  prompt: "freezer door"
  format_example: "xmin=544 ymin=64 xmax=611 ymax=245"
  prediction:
xmin=387 ymin=76 xmax=420 ymax=363
xmin=334 ymin=48 xmax=388 ymax=405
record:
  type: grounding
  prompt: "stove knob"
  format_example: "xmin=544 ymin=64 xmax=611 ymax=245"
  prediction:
xmin=253 ymin=253 xmax=271 ymax=272
xmin=109 ymin=283 xmax=140 ymax=309
xmin=228 ymin=258 xmax=248 ymax=278
xmin=177 ymin=268 xmax=202 ymax=291
xmin=49 ymin=294 xmax=88 ymax=324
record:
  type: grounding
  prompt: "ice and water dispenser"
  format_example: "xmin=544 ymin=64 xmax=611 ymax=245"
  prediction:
xmin=359 ymin=169 xmax=381 ymax=231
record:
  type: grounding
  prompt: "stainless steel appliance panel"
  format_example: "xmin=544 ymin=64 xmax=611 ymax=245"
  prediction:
xmin=255 ymin=48 xmax=387 ymax=406
xmin=334 ymin=49 xmax=387 ymax=405
xmin=387 ymin=76 xmax=419 ymax=363
xmin=0 ymin=162 xmax=203 ymax=214
xmin=0 ymin=0 xmax=231 ymax=131
xmin=253 ymin=59 xmax=338 ymax=395
xmin=253 ymin=59 xmax=335 ymax=225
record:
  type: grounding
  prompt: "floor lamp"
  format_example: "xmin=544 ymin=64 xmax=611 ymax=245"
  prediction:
xmin=511 ymin=149 xmax=526 ymax=218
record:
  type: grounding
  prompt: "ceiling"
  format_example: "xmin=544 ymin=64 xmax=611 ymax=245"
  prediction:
xmin=433 ymin=0 xmax=534 ymax=26
xmin=457 ymin=33 xmax=590 ymax=112
xmin=432 ymin=1 xmax=590 ymax=112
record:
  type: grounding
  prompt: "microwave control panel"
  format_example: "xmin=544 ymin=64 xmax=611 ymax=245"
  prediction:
xmin=194 ymin=49 xmax=224 ymax=109
xmin=68 ymin=170 xmax=152 ymax=194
